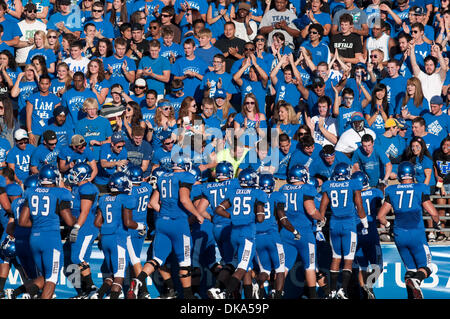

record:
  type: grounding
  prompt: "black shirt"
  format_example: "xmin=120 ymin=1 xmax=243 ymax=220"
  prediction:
xmin=214 ymin=36 xmax=247 ymax=73
xmin=329 ymin=33 xmax=362 ymax=59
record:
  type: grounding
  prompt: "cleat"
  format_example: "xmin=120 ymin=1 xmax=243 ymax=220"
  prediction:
xmin=405 ymin=278 xmax=423 ymax=299
xmin=252 ymin=281 xmax=260 ymax=299
xmin=336 ymin=288 xmax=348 ymax=299
xmin=363 ymin=285 xmax=376 ymax=299
xmin=4 ymin=289 xmax=14 ymax=299
xmin=139 ymin=292 xmax=152 ymax=299
xmin=326 ymin=290 xmax=337 ymax=299
xmin=22 ymin=293 xmax=31 ymax=299
xmin=207 ymin=287 xmax=223 ymax=299
xmin=428 ymin=232 xmax=436 ymax=242
xmin=127 ymin=278 xmax=141 ymax=299
xmin=158 ymin=288 xmax=177 ymax=299
xmin=89 ymin=292 xmax=99 ymax=299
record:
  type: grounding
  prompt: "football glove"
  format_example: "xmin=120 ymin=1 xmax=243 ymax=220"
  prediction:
xmin=361 ymin=228 xmax=369 ymax=235
xmin=315 ymin=230 xmax=326 ymax=242
xmin=137 ymin=223 xmax=147 ymax=237
xmin=317 ymin=217 xmax=326 ymax=229
xmin=69 ymin=224 xmax=80 ymax=243
xmin=293 ymin=229 xmax=301 ymax=240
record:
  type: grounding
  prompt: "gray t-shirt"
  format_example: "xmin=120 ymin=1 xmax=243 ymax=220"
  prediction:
xmin=332 ymin=7 xmax=368 ymax=31
xmin=259 ymin=8 xmax=299 ymax=49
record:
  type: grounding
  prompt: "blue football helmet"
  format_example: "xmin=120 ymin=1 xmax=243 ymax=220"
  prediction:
xmin=351 ymin=171 xmax=369 ymax=189
xmin=24 ymin=174 xmax=39 ymax=190
xmin=398 ymin=161 xmax=415 ymax=181
xmin=332 ymin=163 xmax=352 ymax=181
xmin=258 ymin=173 xmax=275 ymax=193
xmin=1 ymin=236 xmax=15 ymax=258
xmin=67 ymin=163 xmax=92 ymax=185
xmin=216 ymin=161 xmax=234 ymax=180
xmin=238 ymin=167 xmax=258 ymax=187
xmin=171 ymin=154 xmax=192 ymax=171
xmin=288 ymin=165 xmax=309 ymax=184
xmin=128 ymin=165 xmax=143 ymax=183
xmin=39 ymin=164 xmax=60 ymax=185
xmin=188 ymin=166 xmax=202 ymax=182
xmin=108 ymin=172 xmax=132 ymax=193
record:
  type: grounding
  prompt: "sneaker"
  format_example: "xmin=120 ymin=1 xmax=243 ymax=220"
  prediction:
xmin=158 ymin=288 xmax=177 ymax=299
xmin=428 ymin=232 xmax=436 ymax=242
xmin=22 ymin=293 xmax=31 ymax=299
xmin=336 ymin=288 xmax=348 ymax=299
xmin=362 ymin=285 xmax=376 ymax=299
xmin=127 ymin=278 xmax=141 ymax=299
xmin=405 ymin=278 xmax=423 ymax=299
xmin=207 ymin=288 xmax=223 ymax=299
xmin=4 ymin=289 xmax=14 ymax=299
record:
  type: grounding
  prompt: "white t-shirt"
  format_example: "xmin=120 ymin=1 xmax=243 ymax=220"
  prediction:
xmin=418 ymin=71 xmax=444 ymax=105
xmin=233 ymin=20 xmax=258 ymax=43
xmin=63 ymin=56 xmax=90 ymax=74
xmin=335 ymin=127 xmax=377 ymax=153
xmin=310 ymin=115 xmax=337 ymax=147
xmin=259 ymin=9 xmax=299 ymax=49
xmin=16 ymin=20 xmax=47 ymax=64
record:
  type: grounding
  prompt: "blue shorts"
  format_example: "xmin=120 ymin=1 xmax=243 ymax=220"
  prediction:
xmin=354 ymin=222 xmax=383 ymax=270
xmin=70 ymin=226 xmax=98 ymax=265
xmin=191 ymin=219 xmax=218 ymax=269
xmin=281 ymin=227 xmax=316 ymax=271
xmin=15 ymin=235 xmax=38 ymax=279
xmin=394 ymin=227 xmax=431 ymax=271
xmin=30 ymin=230 xmax=63 ymax=283
xmin=150 ymin=216 xmax=192 ymax=267
xmin=100 ymin=233 xmax=127 ymax=278
xmin=329 ymin=218 xmax=357 ymax=260
xmin=230 ymin=224 xmax=256 ymax=271
xmin=212 ymin=223 xmax=234 ymax=265
xmin=255 ymin=231 xmax=285 ymax=275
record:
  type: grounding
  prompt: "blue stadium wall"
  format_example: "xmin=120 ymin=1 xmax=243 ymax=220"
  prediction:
xmin=4 ymin=242 xmax=450 ymax=299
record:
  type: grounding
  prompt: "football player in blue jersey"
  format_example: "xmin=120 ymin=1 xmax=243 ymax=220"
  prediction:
xmin=255 ymin=173 xmax=297 ymax=299
xmin=187 ymin=166 xmax=215 ymax=299
xmin=279 ymin=165 xmax=326 ymax=299
xmin=196 ymin=161 xmax=240 ymax=299
xmin=0 ymin=171 xmax=15 ymax=298
xmin=126 ymin=165 xmax=153 ymax=299
xmin=128 ymin=155 xmax=206 ymax=299
xmin=19 ymin=165 xmax=76 ymax=299
xmin=67 ymin=163 xmax=100 ymax=299
xmin=93 ymin=172 xmax=144 ymax=299
xmin=4 ymin=175 xmax=39 ymax=299
xmin=378 ymin=161 xmax=441 ymax=299
xmin=215 ymin=167 xmax=267 ymax=299
xmin=319 ymin=162 xmax=367 ymax=299
xmin=351 ymin=171 xmax=384 ymax=299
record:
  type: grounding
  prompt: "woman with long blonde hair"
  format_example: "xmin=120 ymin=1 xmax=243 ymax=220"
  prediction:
xmin=212 ymin=89 xmax=235 ymax=127
xmin=270 ymin=101 xmax=300 ymax=137
xmin=26 ymin=30 xmax=57 ymax=74
xmin=234 ymin=92 xmax=266 ymax=147
xmin=150 ymin=99 xmax=177 ymax=150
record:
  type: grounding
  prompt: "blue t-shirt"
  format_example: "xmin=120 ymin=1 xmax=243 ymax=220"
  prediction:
xmin=172 ymin=56 xmax=209 ymax=102
xmin=103 ymin=55 xmax=136 ymax=94
xmin=61 ymin=88 xmax=97 ymax=126
xmin=26 ymin=48 xmax=57 ymax=68
xmin=95 ymin=143 xmax=128 ymax=185
xmin=138 ymin=55 xmax=171 ymax=96
xmin=352 ymin=145 xmax=390 ymax=186
xmin=6 ymin=144 xmax=36 ymax=182
xmin=30 ymin=144 xmax=60 ymax=170
xmin=26 ymin=91 xmax=61 ymax=136
xmin=423 ymin=112 xmax=450 ymax=143
xmin=48 ymin=121 xmax=74 ymax=148
xmin=75 ymin=116 xmax=113 ymax=160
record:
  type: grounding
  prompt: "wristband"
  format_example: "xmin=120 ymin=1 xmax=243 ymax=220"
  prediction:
xmin=136 ymin=223 xmax=145 ymax=231
xmin=74 ymin=224 xmax=81 ymax=229
xmin=279 ymin=216 xmax=287 ymax=221
xmin=360 ymin=216 xmax=369 ymax=228
xmin=293 ymin=229 xmax=299 ymax=236
xmin=218 ymin=204 xmax=226 ymax=210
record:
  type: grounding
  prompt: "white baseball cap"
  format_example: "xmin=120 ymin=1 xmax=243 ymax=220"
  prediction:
xmin=14 ymin=129 xmax=28 ymax=141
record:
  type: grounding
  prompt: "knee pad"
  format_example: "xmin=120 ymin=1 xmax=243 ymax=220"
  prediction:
xmin=145 ymin=259 xmax=160 ymax=270
xmin=223 ymin=263 xmax=235 ymax=275
xmin=316 ymin=269 xmax=327 ymax=282
xmin=79 ymin=262 xmax=90 ymax=272
xmin=419 ymin=267 xmax=432 ymax=278
xmin=179 ymin=266 xmax=192 ymax=278
xmin=405 ymin=271 xmax=415 ymax=280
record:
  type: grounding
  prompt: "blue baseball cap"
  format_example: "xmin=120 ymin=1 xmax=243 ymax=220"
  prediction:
xmin=430 ymin=95 xmax=444 ymax=105
xmin=111 ymin=131 xmax=125 ymax=144
xmin=214 ymin=89 xmax=227 ymax=99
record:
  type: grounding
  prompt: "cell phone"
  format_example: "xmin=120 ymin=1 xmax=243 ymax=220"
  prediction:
xmin=183 ymin=116 xmax=190 ymax=124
